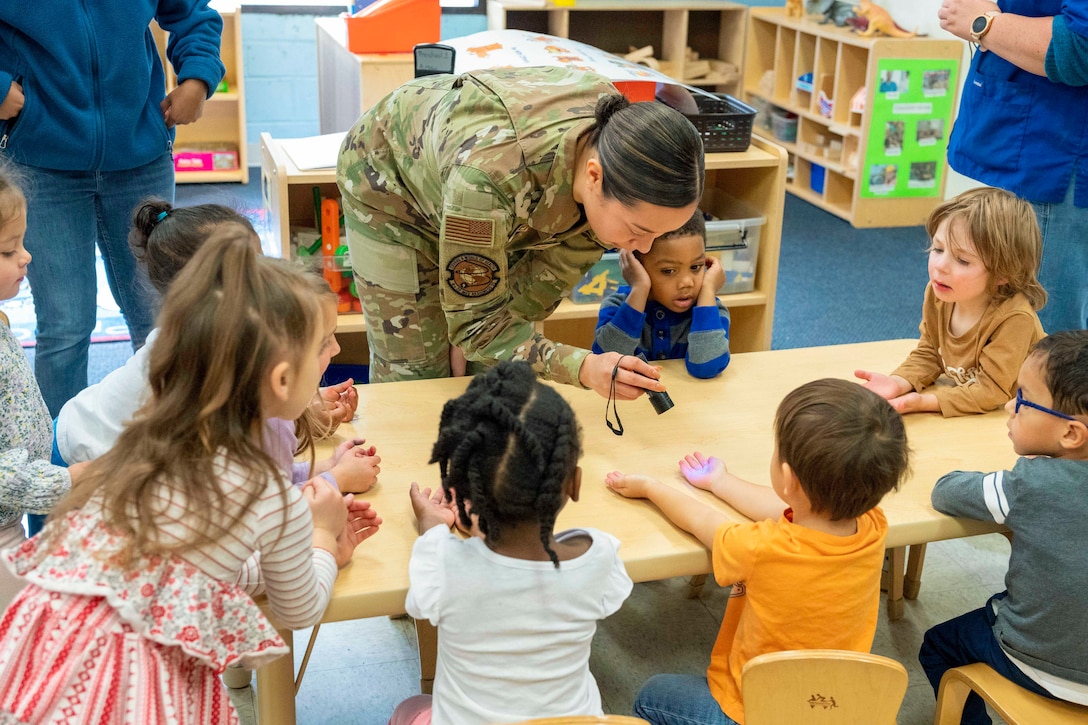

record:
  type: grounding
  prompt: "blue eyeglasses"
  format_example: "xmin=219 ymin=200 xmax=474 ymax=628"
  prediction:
xmin=1014 ymin=388 xmax=1076 ymax=421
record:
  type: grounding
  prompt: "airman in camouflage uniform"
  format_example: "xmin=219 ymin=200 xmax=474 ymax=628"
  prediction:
xmin=337 ymin=66 xmax=617 ymax=386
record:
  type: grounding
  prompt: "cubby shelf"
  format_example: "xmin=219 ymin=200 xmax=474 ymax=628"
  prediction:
xmin=744 ymin=7 xmax=961 ymax=228
xmin=487 ymin=0 xmax=748 ymax=96
xmin=152 ymin=1 xmax=248 ymax=184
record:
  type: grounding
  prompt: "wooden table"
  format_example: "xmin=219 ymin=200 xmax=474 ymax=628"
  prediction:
xmin=255 ymin=339 xmax=1015 ymax=724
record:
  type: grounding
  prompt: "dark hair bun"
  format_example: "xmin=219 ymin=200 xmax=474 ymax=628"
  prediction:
xmin=130 ymin=198 xmax=174 ymax=258
xmin=595 ymin=93 xmax=631 ymax=126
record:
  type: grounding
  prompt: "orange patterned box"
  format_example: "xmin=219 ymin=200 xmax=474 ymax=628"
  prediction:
xmin=345 ymin=0 xmax=439 ymax=54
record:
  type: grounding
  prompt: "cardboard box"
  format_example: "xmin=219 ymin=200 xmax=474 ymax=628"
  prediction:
xmin=174 ymin=145 xmax=239 ymax=173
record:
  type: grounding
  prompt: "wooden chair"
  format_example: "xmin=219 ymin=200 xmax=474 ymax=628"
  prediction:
xmin=934 ymin=663 xmax=1088 ymax=725
xmin=741 ymin=649 xmax=908 ymax=724
xmin=504 ymin=717 xmax=648 ymax=725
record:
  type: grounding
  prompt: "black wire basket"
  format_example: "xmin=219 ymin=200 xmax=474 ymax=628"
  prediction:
xmin=684 ymin=93 xmax=758 ymax=152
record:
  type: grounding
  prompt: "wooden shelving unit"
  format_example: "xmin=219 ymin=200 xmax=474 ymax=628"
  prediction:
xmin=487 ymin=0 xmax=748 ymax=96
xmin=153 ymin=1 xmax=248 ymax=184
xmin=744 ymin=7 xmax=961 ymax=227
xmin=260 ymin=132 xmax=787 ymax=353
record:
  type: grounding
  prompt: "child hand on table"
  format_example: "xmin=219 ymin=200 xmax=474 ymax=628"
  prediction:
xmin=311 ymin=437 xmax=381 ymax=494
xmin=314 ymin=379 xmax=359 ymax=431
xmin=333 ymin=495 xmax=382 ymax=568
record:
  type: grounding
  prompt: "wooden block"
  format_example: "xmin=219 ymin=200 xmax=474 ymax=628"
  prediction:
xmin=623 ymin=45 xmax=655 ymax=62
xmin=685 ymin=59 xmax=711 ymax=79
xmin=708 ymin=59 xmax=737 ymax=75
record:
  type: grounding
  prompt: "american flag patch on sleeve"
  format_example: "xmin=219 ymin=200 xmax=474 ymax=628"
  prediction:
xmin=444 ymin=215 xmax=494 ymax=247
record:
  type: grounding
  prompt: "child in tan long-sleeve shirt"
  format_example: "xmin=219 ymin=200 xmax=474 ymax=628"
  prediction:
xmin=855 ymin=187 xmax=1046 ymax=417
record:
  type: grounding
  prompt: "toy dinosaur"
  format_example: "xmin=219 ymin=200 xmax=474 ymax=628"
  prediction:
xmin=804 ymin=0 xmax=857 ymax=27
xmin=854 ymin=0 xmax=924 ymax=38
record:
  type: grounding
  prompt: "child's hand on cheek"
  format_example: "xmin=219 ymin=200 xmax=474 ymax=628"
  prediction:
xmin=605 ymin=470 xmax=654 ymax=499
xmin=618 ymin=249 xmax=652 ymax=294
xmin=699 ymin=257 xmax=726 ymax=304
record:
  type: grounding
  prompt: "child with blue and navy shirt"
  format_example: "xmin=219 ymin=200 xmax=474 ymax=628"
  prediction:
xmin=593 ymin=211 xmax=731 ymax=378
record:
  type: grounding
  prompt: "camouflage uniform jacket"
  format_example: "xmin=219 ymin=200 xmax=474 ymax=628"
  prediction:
xmin=338 ymin=66 xmax=618 ymax=386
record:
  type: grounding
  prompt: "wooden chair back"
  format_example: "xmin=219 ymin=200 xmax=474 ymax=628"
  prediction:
xmin=934 ymin=663 xmax=1088 ymax=724
xmin=741 ymin=649 xmax=908 ymax=724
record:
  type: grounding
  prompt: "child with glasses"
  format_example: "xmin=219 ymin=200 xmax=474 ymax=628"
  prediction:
xmin=854 ymin=187 xmax=1046 ymax=417
xmin=919 ymin=330 xmax=1088 ymax=725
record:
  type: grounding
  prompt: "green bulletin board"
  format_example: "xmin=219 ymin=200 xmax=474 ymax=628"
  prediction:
xmin=861 ymin=58 xmax=958 ymax=199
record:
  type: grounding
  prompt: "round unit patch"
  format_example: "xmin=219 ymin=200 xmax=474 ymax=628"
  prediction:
xmin=446 ymin=253 xmax=501 ymax=298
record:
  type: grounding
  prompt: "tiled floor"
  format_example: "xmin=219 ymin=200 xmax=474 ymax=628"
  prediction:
xmin=227 ymin=532 xmax=1013 ymax=725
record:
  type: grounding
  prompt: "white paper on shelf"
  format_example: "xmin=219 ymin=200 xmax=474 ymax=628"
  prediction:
xmin=280 ymin=132 xmax=347 ymax=171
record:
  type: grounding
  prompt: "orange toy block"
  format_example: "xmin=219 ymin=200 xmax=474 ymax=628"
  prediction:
xmin=321 ymin=198 xmax=343 ymax=294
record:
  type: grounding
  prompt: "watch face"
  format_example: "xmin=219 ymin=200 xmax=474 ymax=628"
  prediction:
xmin=971 ymin=15 xmax=989 ymax=34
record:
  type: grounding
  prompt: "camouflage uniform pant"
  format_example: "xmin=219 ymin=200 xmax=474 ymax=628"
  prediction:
xmin=354 ymin=249 xmax=453 ymax=383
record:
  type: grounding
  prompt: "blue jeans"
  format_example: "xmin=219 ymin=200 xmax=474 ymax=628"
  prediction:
xmin=1033 ymin=177 xmax=1088 ymax=333
xmin=919 ymin=592 xmax=1058 ymax=725
xmin=13 ymin=154 xmax=170 ymax=415
xmin=633 ymin=674 xmax=740 ymax=725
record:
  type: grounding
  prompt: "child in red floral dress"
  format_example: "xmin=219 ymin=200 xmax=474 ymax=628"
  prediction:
xmin=0 ymin=230 xmax=358 ymax=724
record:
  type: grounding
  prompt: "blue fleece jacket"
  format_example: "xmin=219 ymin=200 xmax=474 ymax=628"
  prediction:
xmin=0 ymin=0 xmax=224 ymax=172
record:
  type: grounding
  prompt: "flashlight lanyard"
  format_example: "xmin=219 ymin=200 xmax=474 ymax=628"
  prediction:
xmin=605 ymin=356 xmax=625 ymax=436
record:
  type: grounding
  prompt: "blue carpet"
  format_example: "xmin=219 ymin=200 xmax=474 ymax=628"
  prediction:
xmin=772 ymin=194 xmax=928 ymax=349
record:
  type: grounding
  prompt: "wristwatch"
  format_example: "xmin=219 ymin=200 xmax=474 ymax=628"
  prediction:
xmin=970 ymin=10 xmax=1000 ymax=50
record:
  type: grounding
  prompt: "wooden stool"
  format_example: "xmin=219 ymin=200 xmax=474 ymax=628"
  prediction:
xmin=934 ymin=663 xmax=1088 ymax=725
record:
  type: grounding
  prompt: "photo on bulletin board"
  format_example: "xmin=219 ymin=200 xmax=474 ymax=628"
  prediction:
xmin=869 ymin=163 xmax=898 ymax=193
xmin=878 ymin=70 xmax=910 ymax=98
xmin=862 ymin=58 xmax=958 ymax=199
xmin=922 ymin=69 xmax=950 ymax=96
xmin=916 ymin=119 xmax=944 ymax=146
xmin=909 ymin=161 xmax=937 ymax=189
xmin=884 ymin=121 xmax=904 ymax=156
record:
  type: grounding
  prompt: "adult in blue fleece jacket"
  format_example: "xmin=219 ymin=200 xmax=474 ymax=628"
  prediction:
xmin=938 ymin=0 xmax=1088 ymax=333
xmin=0 ymin=1 xmax=224 ymax=416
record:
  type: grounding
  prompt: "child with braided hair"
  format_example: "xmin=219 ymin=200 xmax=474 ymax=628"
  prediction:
xmin=390 ymin=361 xmax=633 ymax=725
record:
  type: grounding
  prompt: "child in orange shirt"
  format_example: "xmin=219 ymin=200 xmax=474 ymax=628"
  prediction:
xmin=605 ymin=379 xmax=910 ymax=725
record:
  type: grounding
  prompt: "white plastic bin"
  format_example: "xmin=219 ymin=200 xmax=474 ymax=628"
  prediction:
xmin=702 ymin=188 xmax=766 ymax=295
